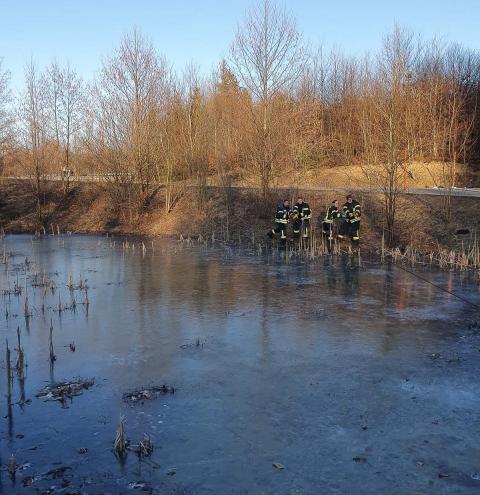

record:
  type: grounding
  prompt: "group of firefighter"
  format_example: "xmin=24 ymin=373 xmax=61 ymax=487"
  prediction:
xmin=267 ymin=195 xmax=361 ymax=251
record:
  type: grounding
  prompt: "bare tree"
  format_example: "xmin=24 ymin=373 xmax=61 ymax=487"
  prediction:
xmin=58 ymin=64 xmax=83 ymax=193
xmin=44 ymin=62 xmax=83 ymax=193
xmin=441 ymin=45 xmax=478 ymax=218
xmin=20 ymin=60 xmax=47 ymax=227
xmin=91 ymin=29 xmax=168 ymax=213
xmin=230 ymin=0 xmax=307 ymax=197
xmin=0 ymin=58 xmax=12 ymax=176
xmin=3 ymin=17 xmax=480 ymax=247
xmin=417 ymin=42 xmax=479 ymax=218
xmin=359 ymin=27 xmax=419 ymax=245
xmin=155 ymin=78 xmax=185 ymax=213
xmin=209 ymin=61 xmax=249 ymax=238
xmin=180 ymin=64 xmax=210 ymax=203
xmin=44 ymin=62 xmax=62 ymax=147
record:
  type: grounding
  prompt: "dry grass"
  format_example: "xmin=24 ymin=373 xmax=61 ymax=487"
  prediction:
xmin=0 ymin=178 xmax=478 ymax=256
xmin=243 ymin=162 xmax=471 ymax=190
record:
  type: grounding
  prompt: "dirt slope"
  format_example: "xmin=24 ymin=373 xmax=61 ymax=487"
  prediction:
xmin=0 ymin=179 xmax=478 ymax=255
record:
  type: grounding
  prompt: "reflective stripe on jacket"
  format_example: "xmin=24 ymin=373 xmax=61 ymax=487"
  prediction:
xmin=275 ymin=205 xmax=290 ymax=224
xmin=324 ymin=205 xmax=339 ymax=223
xmin=343 ymin=200 xmax=361 ymax=223
xmin=293 ymin=202 xmax=312 ymax=220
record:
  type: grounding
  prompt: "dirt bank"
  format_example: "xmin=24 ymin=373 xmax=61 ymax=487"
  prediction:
xmin=0 ymin=179 xmax=478 ymax=254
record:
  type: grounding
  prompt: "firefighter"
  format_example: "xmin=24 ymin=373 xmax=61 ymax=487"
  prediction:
xmin=292 ymin=197 xmax=312 ymax=238
xmin=338 ymin=194 xmax=361 ymax=243
xmin=322 ymin=199 xmax=340 ymax=252
xmin=267 ymin=199 xmax=291 ymax=241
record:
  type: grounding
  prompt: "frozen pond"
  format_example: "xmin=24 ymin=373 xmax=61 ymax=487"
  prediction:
xmin=1 ymin=235 xmax=479 ymax=494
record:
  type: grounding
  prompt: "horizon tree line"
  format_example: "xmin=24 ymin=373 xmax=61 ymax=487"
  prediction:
xmin=0 ymin=0 xmax=479 ymax=244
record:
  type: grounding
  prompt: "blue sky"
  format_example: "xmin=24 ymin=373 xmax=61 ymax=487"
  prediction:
xmin=0 ymin=0 xmax=479 ymax=91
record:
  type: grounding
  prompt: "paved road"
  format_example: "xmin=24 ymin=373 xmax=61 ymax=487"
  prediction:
xmin=263 ymin=184 xmax=480 ymax=198
xmin=2 ymin=175 xmax=480 ymax=198
xmin=405 ymin=187 xmax=480 ymax=197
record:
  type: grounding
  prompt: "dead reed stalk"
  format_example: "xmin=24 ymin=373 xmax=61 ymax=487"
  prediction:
xmin=15 ymin=327 xmax=25 ymax=380
xmin=113 ymin=414 xmax=127 ymax=456
xmin=6 ymin=339 xmax=12 ymax=401
xmin=49 ymin=320 xmax=56 ymax=363
xmin=135 ymin=434 xmax=154 ymax=457
xmin=8 ymin=453 xmax=16 ymax=479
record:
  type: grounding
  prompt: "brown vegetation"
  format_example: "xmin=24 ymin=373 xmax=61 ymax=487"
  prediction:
xmin=0 ymin=1 xmax=479 ymax=247
xmin=0 ymin=179 xmax=478 ymax=259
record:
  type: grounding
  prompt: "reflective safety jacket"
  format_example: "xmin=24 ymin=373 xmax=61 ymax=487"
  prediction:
xmin=293 ymin=202 xmax=312 ymax=220
xmin=343 ymin=200 xmax=361 ymax=223
xmin=324 ymin=204 xmax=340 ymax=224
xmin=275 ymin=204 xmax=291 ymax=224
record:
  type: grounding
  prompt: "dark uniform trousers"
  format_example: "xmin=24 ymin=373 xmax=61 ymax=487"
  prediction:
xmin=268 ymin=205 xmax=290 ymax=240
xmin=340 ymin=200 xmax=361 ymax=242
xmin=292 ymin=203 xmax=312 ymax=238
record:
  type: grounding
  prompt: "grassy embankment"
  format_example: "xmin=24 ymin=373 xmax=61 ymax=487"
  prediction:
xmin=0 ymin=169 xmax=478 ymax=263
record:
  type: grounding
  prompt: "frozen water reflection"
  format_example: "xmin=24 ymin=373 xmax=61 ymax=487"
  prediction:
xmin=0 ymin=235 xmax=479 ymax=494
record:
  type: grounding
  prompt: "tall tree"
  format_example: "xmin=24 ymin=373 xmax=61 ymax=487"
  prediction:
xmin=0 ymin=58 xmax=12 ymax=176
xmin=44 ymin=62 xmax=83 ymax=193
xmin=20 ymin=60 xmax=47 ymax=227
xmin=230 ymin=0 xmax=307 ymax=197
xmin=91 ymin=29 xmax=168 ymax=212
xmin=181 ymin=64 xmax=209 ymax=203
xmin=359 ymin=27 xmax=418 ymax=245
